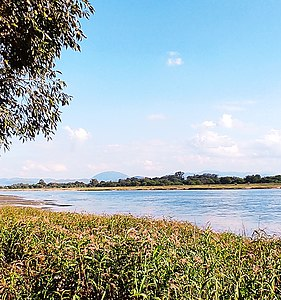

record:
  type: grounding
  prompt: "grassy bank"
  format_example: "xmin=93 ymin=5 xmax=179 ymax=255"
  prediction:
xmin=2 ymin=182 xmax=281 ymax=192
xmin=78 ymin=183 xmax=281 ymax=191
xmin=0 ymin=207 xmax=280 ymax=299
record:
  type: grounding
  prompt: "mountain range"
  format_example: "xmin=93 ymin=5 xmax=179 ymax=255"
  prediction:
xmin=92 ymin=171 xmax=129 ymax=182
xmin=0 ymin=171 xmax=129 ymax=186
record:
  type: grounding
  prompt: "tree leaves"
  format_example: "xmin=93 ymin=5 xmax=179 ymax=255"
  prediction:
xmin=0 ymin=0 xmax=94 ymax=150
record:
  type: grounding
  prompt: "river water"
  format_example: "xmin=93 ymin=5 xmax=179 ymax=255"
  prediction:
xmin=1 ymin=189 xmax=281 ymax=236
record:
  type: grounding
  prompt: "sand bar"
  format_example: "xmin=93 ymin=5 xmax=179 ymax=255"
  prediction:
xmin=0 ymin=194 xmax=44 ymax=207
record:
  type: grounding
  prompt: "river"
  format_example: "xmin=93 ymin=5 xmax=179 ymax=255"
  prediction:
xmin=1 ymin=189 xmax=281 ymax=236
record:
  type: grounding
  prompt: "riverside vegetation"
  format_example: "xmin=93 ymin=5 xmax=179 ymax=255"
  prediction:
xmin=4 ymin=172 xmax=281 ymax=190
xmin=0 ymin=207 xmax=281 ymax=299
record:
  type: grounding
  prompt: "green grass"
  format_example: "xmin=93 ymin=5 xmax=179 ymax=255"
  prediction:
xmin=0 ymin=207 xmax=281 ymax=299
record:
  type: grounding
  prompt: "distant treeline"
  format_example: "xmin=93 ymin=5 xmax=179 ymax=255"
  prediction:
xmin=3 ymin=172 xmax=281 ymax=189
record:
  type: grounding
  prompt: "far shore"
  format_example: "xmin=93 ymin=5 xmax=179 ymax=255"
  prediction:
xmin=77 ymin=183 xmax=281 ymax=191
xmin=0 ymin=183 xmax=281 ymax=193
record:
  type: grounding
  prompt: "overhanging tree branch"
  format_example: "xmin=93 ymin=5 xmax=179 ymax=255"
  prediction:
xmin=0 ymin=0 xmax=94 ymax=150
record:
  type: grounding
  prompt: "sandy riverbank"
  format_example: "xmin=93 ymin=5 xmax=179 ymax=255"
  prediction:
xmin=1 ymin=183 xmax=281 ymax=192
xmin=0 ymin=195 xmax=44 ymax=207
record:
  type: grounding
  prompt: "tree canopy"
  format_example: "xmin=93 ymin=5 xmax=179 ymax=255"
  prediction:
xmin=5 ymin=172 xmax=281 ymax=189
xmin=0 ymin=0 xmax=94 ymax=149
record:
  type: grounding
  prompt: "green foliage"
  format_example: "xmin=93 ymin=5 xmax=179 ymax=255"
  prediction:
xmin=245 ymin=174 xmax=262 ymax=184
xmin=6 ymin=172 xmax=281 ymax=190
xmin=0 ymin=207 xmax=281 ymax=299
xmin=0 ymin=0 xmax=94 ymax=149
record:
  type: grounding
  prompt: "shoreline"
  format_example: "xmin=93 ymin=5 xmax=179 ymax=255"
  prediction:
xmin=0 ymin=183 xmax=281 ymax=192
xmin=79 ymin=183 xmax=281 ymax=191
xmin=0 ymin=194 xmax=45 ymax=207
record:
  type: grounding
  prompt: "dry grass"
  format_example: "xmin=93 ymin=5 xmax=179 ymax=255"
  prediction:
xmin=78 ymin=183 xmax=281 ymax=191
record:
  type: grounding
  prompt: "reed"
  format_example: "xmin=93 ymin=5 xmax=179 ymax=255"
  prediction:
xmin=0 ymin=206 xmax=280 ymax=299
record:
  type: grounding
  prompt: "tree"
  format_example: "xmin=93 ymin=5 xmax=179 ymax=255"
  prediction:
xmin=220 ymin=176 xmax=233 ymax=184
xmin=89 ymin=178 xmax=98 ymax=187
xmin=0 ymin=0 xmax=94 ymax=150
xmin=37 ymin=179 xmax=46 ymax=187
xmin=174 ymin=171 xmax=185 ymax=180
xmin=244 ymin=174 xmax=261 ymax=184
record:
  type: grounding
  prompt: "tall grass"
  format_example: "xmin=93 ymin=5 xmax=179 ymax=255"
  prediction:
xmin=0 ymin=207 xmax=280 ymax=299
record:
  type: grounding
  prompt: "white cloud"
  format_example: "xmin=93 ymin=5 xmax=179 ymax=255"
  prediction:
xmin=193 ymin=131 xmax=232 ymax=148
xmin=211 ymin=144 xmax=240 ymax=157
xmin=220 ymin=114 xmax=234 ymax=128
xmin=147 ymin=113 xmax=167 ymax=121
xmin=233 ymin=129 xmax=281 ymax=162
xmin=192 ymin=130 xmax=241 ymax=157
xmin=201 ymin=120 xmax=216 ymax=128
xmin=167 ymin=51 xmax=184 ymax=66
xmin=260 ymin=129 xmax=281 ymax=147
xmin=22 ymin=161 xmax=67 ymax=173
xmin=192 ymin=120 xmax=216 ymax=130
xmin=255 ymin=129 xmax=281 ymax=157
xmin=64 ymin=126 xmax=90 ymax=142
xmin=195 ymin=114 xmax=243 ymax=130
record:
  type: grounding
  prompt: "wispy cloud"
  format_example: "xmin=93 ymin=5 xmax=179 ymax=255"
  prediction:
xmin=201 ymin=120 xmax=216 ymax=128
xmin=22 ymin=160 xmax=67 ymax=173
xmin=167 ymin=51 xmax=184 ymax=66
xmin=64 ymin=126 xmax=90 ymax=142
xmin=217 ymin=100 xmax=256 ymax=112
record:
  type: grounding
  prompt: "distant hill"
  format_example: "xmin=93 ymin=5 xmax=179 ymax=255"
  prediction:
xmin=92 ymin=171 xmax=129 ymax=182
xmin=0 ymin=172 xmax=129 ymax=186
xmin=0 ymin=178 xmax=40 ymax=186
xmin=0 ymin=177 xmax=89 ymax=186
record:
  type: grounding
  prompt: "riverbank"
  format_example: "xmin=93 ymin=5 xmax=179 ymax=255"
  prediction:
xmin=0 ymin=206 xmax=280 ymax=298
xmin=1 ymin=182 xmax=281 ymax=192
xmin=79 ymin=183 xmax=281 ymax=191
xmin=0 ymin=194 xmax=45 ymax=207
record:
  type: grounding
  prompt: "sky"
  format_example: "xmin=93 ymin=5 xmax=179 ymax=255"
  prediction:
xmin=2 ymin=0 xmax=281 ymax=179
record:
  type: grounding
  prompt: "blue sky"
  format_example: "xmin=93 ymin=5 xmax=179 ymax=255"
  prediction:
xmin=2 ymin=0 xmax=281 ymax=179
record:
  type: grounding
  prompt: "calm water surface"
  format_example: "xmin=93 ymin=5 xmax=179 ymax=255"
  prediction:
xmin=2 ymin=189 xmax=281 ymax=235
